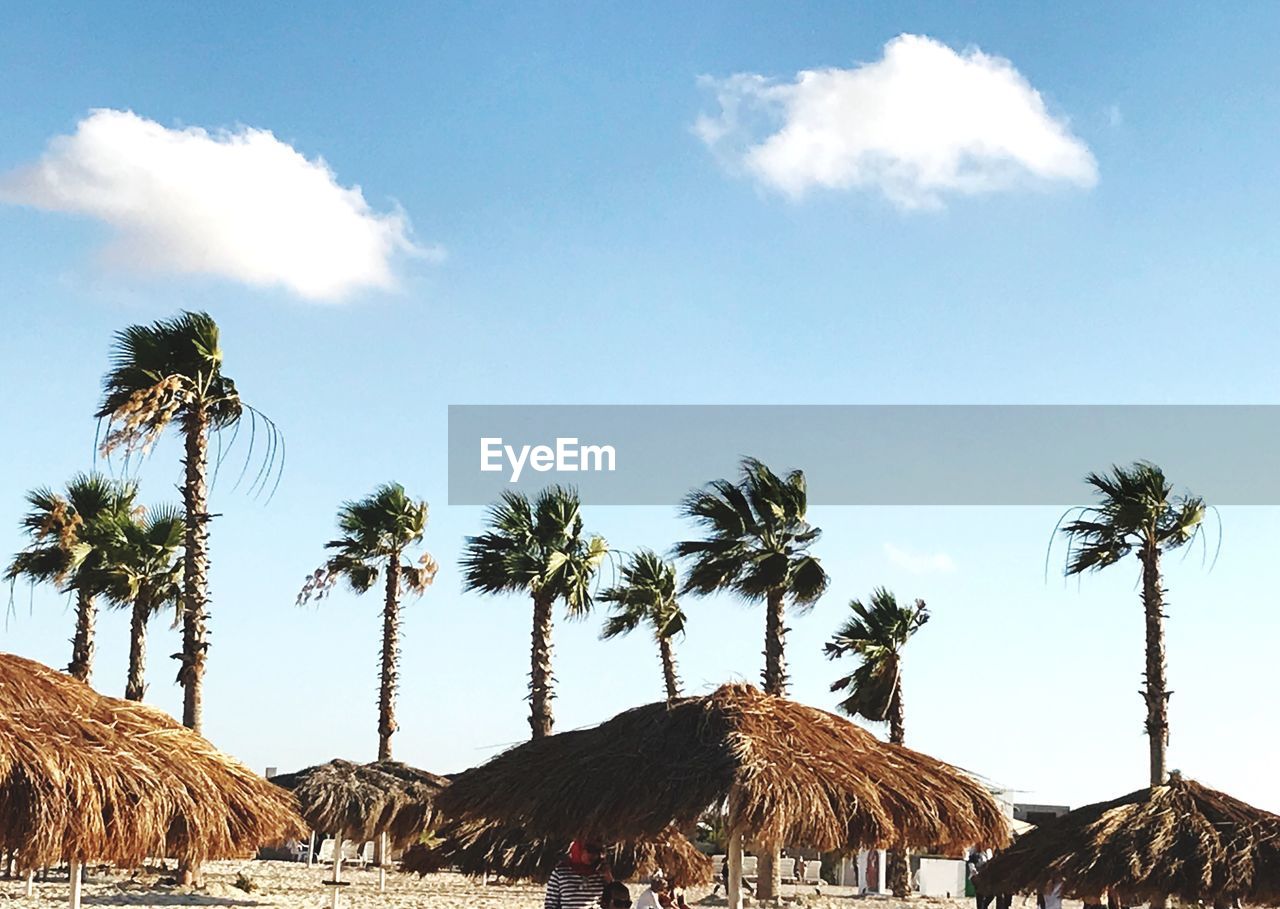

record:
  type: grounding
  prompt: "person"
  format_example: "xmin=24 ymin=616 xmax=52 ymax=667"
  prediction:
xmin=965 ymin=848 xmax=992 ymax=909
xmin=633 ymin=874 xmax=668 ymax=909
xmin=1041 ymin=881 xmax=1063 ymax=909
xmin=602 ymin=881 xmax=632 ymax=909
xmin=712 ymin=855 xmax=753 ymax=897
xmin=794 ymin=855 xmax=807 ymax=884
xmin=545 ymin=841 xmax=612 ymax=909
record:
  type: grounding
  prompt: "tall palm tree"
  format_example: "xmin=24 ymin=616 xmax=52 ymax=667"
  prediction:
xmin=1058 ymin=461 xmax=1208 ymax=786
xmin=96 ymin=310 xmax=280 ymax=733
xmin=675 ymin=457 xmax=828 ymax=696
xmin=297 ymin=483 xmax=438 ymax=761
xmin=460 ymin=486 xmax=607 ymax=739
xmin=825 ymin=588 xmax=929 ymax=900
xmin=99 ymin=503 xmax=185 ymax=701
xmin=600 ymin=549 xmax=687 ymax=704
xmin=824 ymin=588 xmax=929 ymax=745
xmin=5 ymin=473 xmax=138 ymax=683
xmin=675 ymin=457 xmax=828 ymax=899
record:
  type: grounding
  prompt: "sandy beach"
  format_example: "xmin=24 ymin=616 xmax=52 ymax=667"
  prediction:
xmin=0 ymin=862 xmax=1059 ymax=909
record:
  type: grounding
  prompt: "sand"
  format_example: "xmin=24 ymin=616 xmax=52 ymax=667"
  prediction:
xmin=0 ymin=862 xmax=1049 ymax=909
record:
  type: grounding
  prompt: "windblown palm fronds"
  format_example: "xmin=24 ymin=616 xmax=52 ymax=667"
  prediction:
xmin=975 ymin=774 xmax=1280 ymax=905
xmin=401 ymin=819 xmax=712 ymax=885
xmin=271 ymin=758 xmax=448 ymax=847
xmin=436 ymin=683 xmax=1007 ymax=854
xmin=0 ymin=652 xmax=304 ymax=869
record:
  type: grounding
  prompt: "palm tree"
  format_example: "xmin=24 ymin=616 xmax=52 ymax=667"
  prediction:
xmin=460 ymin=486 xmax=607 ymax=739
xmin=96 ymin=310 xmax=280 ymax=733
xmin=824 ymin=588 xmax=929 ymax=745
xmin=297 ymin=483 xmax=438 ymax=761
xmin=675 ymin=457 xmax=828 ymax=696
xmin=675 ymin=457 xmax=828 ymax=900
xmin=600 ymin=549 xmax=687 ymax=704
xmin=99 ymin=503 xmax=185 ymax=701
xmin=5 ymin=473 xmax=138 ymax=683
xmin=1058 ymin=461 xmax=1208 ymax=786
xmin=825 ymin=588 xmax=929 ymax=900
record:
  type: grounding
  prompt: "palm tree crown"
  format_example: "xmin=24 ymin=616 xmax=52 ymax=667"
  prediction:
xmin=299 ymin=483 xmax=437 ymax=602
xmin=460 ymin=486 xmax=607 ymax=615
xmin=825 ymin=588 xmax=928 ymax=743
xmin=600 ymin=549 xmax=687 ymax=702
xmin=1060 ymin=461 xmax=1207 ymax=573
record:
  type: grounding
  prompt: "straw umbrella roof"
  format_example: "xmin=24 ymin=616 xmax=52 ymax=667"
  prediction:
xmin=271 ymin=758 xmax=448 ymax=846
xmin=0 ymin=652 xmax=304 ymax=869
xmin=975 ymin=774 xmax=1280 ymax=904
xmin=401 ymin=819 xmax=713 ymax=885
xmin=436 ymin=683 xmax=1008 ymax=853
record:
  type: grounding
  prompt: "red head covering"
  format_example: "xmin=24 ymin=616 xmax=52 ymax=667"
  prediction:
xmin=567 ymin=841 xmax=604 ymax=873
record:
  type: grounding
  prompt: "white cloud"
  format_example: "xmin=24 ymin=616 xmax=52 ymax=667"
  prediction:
xmin=0 ymin=109 xmax=436 ymax=301
xmin=695 ymin=34 xmax=1098 ymax=209
xmin=884 ymin=543 xmax=957 ymax=575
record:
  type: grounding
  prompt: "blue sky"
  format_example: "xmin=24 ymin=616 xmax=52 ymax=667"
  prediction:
xmin=2 ymin=3 xmax=1280 ymax=814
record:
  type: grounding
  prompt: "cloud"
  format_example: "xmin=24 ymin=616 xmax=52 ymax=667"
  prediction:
xmin=695 ymin=34 xmax=1098 ymax=209
xmin=0 ymin=109 xmax=436 ymax=301
xmin=883 ymin=543 xmax=956 ymax=575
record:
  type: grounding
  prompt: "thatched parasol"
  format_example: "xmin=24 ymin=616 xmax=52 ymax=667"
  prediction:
xmin=272 ymin=758 xmax=448 ymax=847
xmin=975 ymin=773 xmax=1280 ymax=905
xmin=437 ymin=683 xmax=1008 ymax=856
xmin=0 ymin=652 xmax=304 ymax=905
xmin=401 ymin=818 xmax=713 ymax=885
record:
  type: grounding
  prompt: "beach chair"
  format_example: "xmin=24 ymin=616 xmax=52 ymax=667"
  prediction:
xmin=342 ymin=841 xmax=363 ymax=865
xmin=777 ymin=858 xmax=795 ymax=882
xmin=358 ymin=842 xmax=374 ymax=866
xmin=742 ymin=855 xmax=758 ymax=881
xmin=803 ymin=863 xmax=822 ymax=886
xmin=316 ymin=839 xmax=336 ymax=863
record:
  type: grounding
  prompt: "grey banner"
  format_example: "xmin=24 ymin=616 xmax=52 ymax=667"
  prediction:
xmin=447 ymin=405 xmax=1280 ymax=506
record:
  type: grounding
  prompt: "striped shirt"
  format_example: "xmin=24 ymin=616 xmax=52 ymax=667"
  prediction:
xmin=545 ymin=864 xmax=605 ymax=909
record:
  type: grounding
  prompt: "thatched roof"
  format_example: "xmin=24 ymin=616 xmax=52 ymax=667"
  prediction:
xmin=272 ymin=758 xmax=448 ymax=846
xmin=436 ymin=683 xmax=1008 ymax=853
xmin=401 ymin=819 xmax=712 ymax=885
xmin=0 ymin=652 xmax=304 ymax=869
xmin=975 ymin=774 xmax=1280 ymax=904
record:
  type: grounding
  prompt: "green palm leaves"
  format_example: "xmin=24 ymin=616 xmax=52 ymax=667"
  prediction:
xmin=825 ymin=588 xmax=928 ymax=743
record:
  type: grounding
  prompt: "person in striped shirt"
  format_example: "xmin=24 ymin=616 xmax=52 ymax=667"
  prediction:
xmin=545 ymin=841 xmax=613 ymax=909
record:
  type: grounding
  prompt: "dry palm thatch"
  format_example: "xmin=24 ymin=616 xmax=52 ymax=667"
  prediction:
xmin=436 ymin=683 xmax=1007 ymax=854
xmin=0 ymin=653 xmax=304 ymax=869
xmin=401 ymin=819 xmax=712 ymax=885
xmin=975 ymin=774 xmax=1280 ymax=905
xmin=271 ymin=759 xmax=448 ymax=847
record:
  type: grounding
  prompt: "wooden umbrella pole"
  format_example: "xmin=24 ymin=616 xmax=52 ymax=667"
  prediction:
xmin=378 ymin=832 xmax=388 ymax=892
xmin=331 ymin=836 xmax=344 ymax=909
xmin=68 ymin=859 xmax=83 ymax=909
xmin=727 ymin=829 xmax=743 ymax=909
xmin=307 ymin=831 xmax=315 ymax=868
xmin=26 ymin=869 xmax=34 ymax=897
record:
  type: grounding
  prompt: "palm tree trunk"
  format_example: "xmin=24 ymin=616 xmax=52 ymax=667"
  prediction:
xmin=529 ymin=592 xmax=555 ymax=739
xmin=1141 ymin=544 xmax=1169 ymax=787
xmin=658 ymin=636 xmax=680 ymax=704
xmin=125 ymin=599 xmax=149 ymax=701
xmin=378 ymin=559 xmax=401 ymax=761
xmin=762 ymin=588 xmax=787 ymax=695
xmin=757 ymin=587 xmax=788 ymax=900
xmin=179 ymin=405 xmax=211 ymax=734
xmin=67 ymin=589 xmax=95 ymax=682
xmin=885 ymin=682 xmax=910 ymax=896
